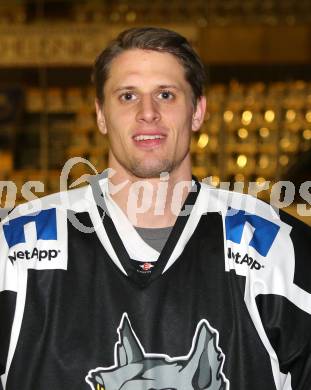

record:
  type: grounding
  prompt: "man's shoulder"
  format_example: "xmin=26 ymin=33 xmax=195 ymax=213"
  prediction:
xmin=0 ymin=187 xmax=87 ymax=288
xmin=200 ymin=183 xmax=280 ymax=221
xmin=200 ymin=182 xmax=311 ymax=247
xmin=0 ymin=185 xmax=93 ymax=256
xmin=2 ymin=185 xmax=91 ymax=225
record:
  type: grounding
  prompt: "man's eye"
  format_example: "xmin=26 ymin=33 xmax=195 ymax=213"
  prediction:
xmin=120 ymin=92 xmax=136 ymax=101
xmin=158 ymin=91 xmax=174 ymax=100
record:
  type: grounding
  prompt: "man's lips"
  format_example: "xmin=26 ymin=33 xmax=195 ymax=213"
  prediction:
xmin=133 ymin=134 xmax=165 ymax=141
xmin=132 ymin=132 xmax=166 ymax=148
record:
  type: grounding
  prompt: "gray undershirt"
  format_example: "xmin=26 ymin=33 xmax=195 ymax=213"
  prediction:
xmin=135 ymin=226 xmax=173 ymax=253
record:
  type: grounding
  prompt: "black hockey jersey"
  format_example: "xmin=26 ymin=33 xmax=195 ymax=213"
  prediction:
xmin=1 ymin=175 xmax=311 ymax=390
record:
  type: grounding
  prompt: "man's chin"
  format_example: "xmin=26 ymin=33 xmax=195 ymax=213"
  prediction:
xmin=128 ymin=160 xmax=173 ymax=179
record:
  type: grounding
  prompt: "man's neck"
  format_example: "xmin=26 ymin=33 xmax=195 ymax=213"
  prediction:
xmin=107 ymin=168 xmax=193 ymax=228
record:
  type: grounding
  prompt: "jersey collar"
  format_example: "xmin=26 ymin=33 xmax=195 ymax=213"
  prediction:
xmin=89 ymin=172 xmax=202 ymax=287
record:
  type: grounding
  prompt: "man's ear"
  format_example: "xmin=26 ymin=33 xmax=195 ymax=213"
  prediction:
xmin=192 ymin=95 xmax=206 ymax=132
xmin=95 ymin=99 xmax=107 ymax=135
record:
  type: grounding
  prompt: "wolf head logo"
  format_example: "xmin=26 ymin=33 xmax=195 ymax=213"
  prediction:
xmin=86 ymin=314 xmax=229 ymax=390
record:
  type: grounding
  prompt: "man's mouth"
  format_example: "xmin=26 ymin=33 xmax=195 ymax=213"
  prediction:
xmin=132 ymin=133 xmax=166 ymax=148
xmin=133 ymin=134 xmax=165 ymax=141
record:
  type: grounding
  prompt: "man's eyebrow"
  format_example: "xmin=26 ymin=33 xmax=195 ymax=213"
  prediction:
xmin=112 ymin=84 xmax=181 ymax=94
xmin=113 ymin=86 xmax=136 ymax=94
xmin=157 ymin=84 xmax=180 ymax=90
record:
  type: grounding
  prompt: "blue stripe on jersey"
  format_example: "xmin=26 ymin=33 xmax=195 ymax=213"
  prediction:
xmin=225 ymin=208 xmax=280 ymax=256
xmin=3 ymin=209 xmax=57 ymax=249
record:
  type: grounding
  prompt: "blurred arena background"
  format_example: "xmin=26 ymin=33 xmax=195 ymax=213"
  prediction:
xmin=0 ymin=0 xmax=310 ymax=224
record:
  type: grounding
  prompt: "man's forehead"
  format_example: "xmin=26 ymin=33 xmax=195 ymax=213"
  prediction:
xmin=105 ymin=49 xmax=188 ymax=90
xmin=109 ymin=48 xmax=182 ymax=66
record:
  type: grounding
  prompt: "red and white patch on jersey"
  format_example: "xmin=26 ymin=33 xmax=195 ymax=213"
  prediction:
xmin=140 ymin=262 xmax=154 ymax=271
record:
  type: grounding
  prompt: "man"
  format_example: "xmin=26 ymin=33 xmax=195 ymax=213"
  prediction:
xmin=0 ymin=27 xmax=311 ymax=390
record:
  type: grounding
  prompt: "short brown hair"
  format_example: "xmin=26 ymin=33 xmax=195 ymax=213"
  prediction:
xmin=92 ymin=27 xmax=206 ymax=105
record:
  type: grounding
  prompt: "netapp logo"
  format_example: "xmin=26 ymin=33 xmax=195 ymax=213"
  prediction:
xmin=225 ymin=208 xmax=280 ymax=257
xmin=227 ymin=247 xmax=263 ymax=270
xmin=3 ymin=208 xmax=57 ymax=249
xmin=8 ymin=248 xmax=61 ymax=265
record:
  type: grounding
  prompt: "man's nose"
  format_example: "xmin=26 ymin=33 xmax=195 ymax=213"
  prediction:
xmin=136 ymin=94 xmax=161 ymax=123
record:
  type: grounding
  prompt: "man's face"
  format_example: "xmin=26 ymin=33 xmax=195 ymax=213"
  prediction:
xmin=96 ymin=49 xmax=206 ymax=179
